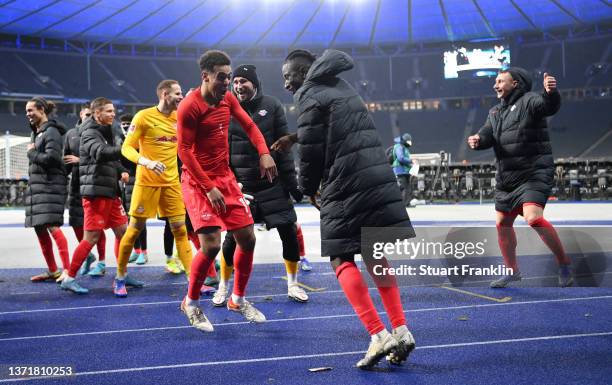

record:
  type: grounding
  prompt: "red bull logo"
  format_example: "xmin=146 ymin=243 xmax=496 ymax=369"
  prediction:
xmin=156 ymin=136 xmax=177 ymax=143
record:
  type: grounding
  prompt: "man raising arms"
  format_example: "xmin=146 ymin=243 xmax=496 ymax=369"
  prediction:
xmin=177 ymin=50 xmax=277 ymax=332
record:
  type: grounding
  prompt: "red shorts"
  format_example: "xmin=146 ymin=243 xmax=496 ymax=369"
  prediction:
xmin=181 ymin=171 xmax=253 ymax=232
xmin=83 ymin=197 xmax=128 ymax=231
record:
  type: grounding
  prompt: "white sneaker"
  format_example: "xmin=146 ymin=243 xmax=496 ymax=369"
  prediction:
xmin=287 ymin=283 xmax=309 ymax=303
xmin=180 ymin=299 xmax=214 ymax=332
xmin=386 ymin=326 xmax=416 ymax=365
xmin=490 ymin=271 xmax=522 ymax=288
xmin=356 ymin=331 xmax=398 ymax=369
xmin=227 ymin=298 xmax=266 ymax=323
xmin=212 ymin=284 xmax=229 ymax=307
xmin=55 ymin=270 xmax=69 ymax=283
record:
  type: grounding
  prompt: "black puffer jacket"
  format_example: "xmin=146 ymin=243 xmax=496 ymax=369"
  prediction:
xmin=294 ymin=49 xmax=415 ymax=256
xmin=116 ymin=130 xmax=137 ymax=211
xmin=64 ymin=121 xmax=86 ymax=226
xmin=25 ymin=119 xmax=67 ymax=227
xmin=229 ymin=89 xmax=300 ymax=228
xmin=475 ymin=67 xmax=560 ymax=211
xmin=79 ymin=118 xmax=124 ymax=199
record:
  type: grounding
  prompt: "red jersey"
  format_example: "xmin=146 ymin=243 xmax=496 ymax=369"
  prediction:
xmin=177 ymin=89 xmax=269 ymax=192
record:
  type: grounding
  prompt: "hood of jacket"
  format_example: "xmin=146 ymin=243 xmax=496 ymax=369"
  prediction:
xmin=294 ymin=49 xmax=354 ymax=102
xmin=304 ymin=49 xmax=354 ymax=83
xmin=35 ymin=119 xmax=67 ymax=136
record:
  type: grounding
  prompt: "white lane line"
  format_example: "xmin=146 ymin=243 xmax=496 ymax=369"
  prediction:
xmin=0 ymin=290 xmax=344 ymax=315
xmin=1 ymin=331 xmax=611 ymax=382
xmin=1 ymin=295 xmax=611 ymax=342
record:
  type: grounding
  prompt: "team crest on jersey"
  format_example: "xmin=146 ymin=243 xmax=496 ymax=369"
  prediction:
xmin=201 ymin=212 xmax=212 ymax=221
xmin=136 ymin=205 xmax=145 ymax=214
xmin=156 ymin=136 xmax=177 ymax=143
xmin=258 ymin=109 xmax=267 ymax=117
xmin=128 ymin=124 xmax=136 ymax=133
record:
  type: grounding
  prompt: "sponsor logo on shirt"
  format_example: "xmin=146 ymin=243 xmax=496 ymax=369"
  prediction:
xmin=201 ymin=212 xmax=212 ymax=221
xmin=258 ymin=109 xmax=267 ymax=117
xmin=155 ymin=136 xmax=178 ymax=143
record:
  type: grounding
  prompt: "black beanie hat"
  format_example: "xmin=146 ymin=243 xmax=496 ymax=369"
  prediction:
xmin=506 ymin=67 xmax=532 ymax=92
xmin=233 ymin=64 xmax=260 ymax=89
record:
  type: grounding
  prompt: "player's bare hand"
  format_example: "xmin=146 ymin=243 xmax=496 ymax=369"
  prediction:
xmin=26 ymin=143 xmax=35 ymax=152
xmin=271 ymin=134 xmax=296 ymax=153
xmin=146 ymin=160 xmax=166 ymax=176
xmin=543 ymin=72 xmax=557 ymax=94
xmin=63 ymin=155 xmax=79 ymax=164
xmin=207 ymin=187 xmax=226 ymax=214
xmin=260 ymin=154 xmax=277 ymax=183
xmin=467 ymin=134 xmax=480 ymax=149
xmin=120 ymin=172 xmax=129 ymax=183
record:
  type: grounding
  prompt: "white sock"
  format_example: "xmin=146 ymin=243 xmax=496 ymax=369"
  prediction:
xmin=218 ymin=280 xmax=228 ymax=291
xmin=393 ymin=325 xmax=408 ymax=335
xmin=372 ymin=329 xmax=390 ymax=342
xmin=286 ymin=273 xmax=297 ymax=286
xmin=63 ymin=276 xmax=75 ymax=283
xmin=185 ymin=296 xmax=199 ymax=307
xmin=231 ymin=294 xmax=244 ymax=306
xmin=115 ymin=273 xmax=126 ymax=280
xmin=166 ymin=255 xmax=173 ymax=261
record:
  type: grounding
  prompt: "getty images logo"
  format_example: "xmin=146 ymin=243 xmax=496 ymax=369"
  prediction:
xmin=372 ymin=239 xmax=487 ymax=260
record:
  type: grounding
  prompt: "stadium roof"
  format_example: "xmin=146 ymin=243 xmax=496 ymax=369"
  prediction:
xmin=0 ymin=0 xmax=610 ymax=50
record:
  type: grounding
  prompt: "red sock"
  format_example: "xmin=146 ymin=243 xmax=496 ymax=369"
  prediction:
xmin=97 ymin=231 xmax=106 ymax=262
xmin=73 ymin=226 xmax=84 ymax=242
xmin=188 ymin=250 xmax=214 ymax=300
xmin=232 ymin=247 xmax=254 ymax=297
xmin=68 ymin=240 xmax=95 ymax=277
xmin=528 ymin=217 xmax=571 ymax=265
xmin=377 ymin=286 xmax=406 ymax=328
xmin=336 ymin=261 xmax=385 ymax=335
xmin=35 ymin=229 xmax=57 ymax=272
xmin=496 ymin=224 xmax=518 ymax=270
xmin=50 ymin=228 xmax=70 ymax=270
xmin=296 ymin=224 xmax=305 ymax=257
xmin=188 ymin=232 xmax=201 ymax=249
xmin=207 ymin=260 xmax=217 ymax=278
xmin=369 ymin=258 xmax=406 ymax=328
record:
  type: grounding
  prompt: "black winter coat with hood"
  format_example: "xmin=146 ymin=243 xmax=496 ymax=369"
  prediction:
xmin=25 ymin=119 xmax=67 ymax=227
xmin=294 ymin=49 xmax=415 ymax=256
xmin=79 ymin=118 xmax=124 ymax=199
xmin=474 ymin=67 xmax=560 ymax=212
xmin=228 ymin=88 xmax=300 ymax=228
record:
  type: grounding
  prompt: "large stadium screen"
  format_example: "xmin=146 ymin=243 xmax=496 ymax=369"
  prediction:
xmin=443 ymin=44 xmax=511 ymax=79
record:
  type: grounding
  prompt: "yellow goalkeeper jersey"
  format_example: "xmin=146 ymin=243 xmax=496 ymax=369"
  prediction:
xmin=122 ymin=106 xmax=179 ymax=186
